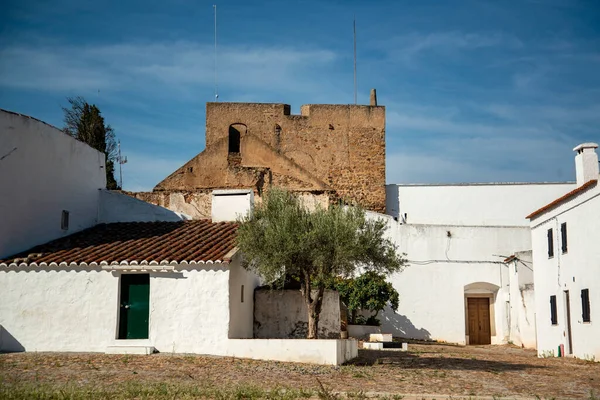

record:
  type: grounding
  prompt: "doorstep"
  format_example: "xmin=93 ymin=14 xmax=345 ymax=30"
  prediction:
xmin=106 ymin=339 xmax=155 ymax=355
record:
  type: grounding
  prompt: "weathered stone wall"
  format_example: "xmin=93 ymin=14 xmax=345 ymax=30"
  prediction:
xmin=128 ymin=190 xmax=331 ymax=220
xmin=254 ymin=289 xmax=341 ymax=339
xmin=153 ymin=100 xmax=386 ymax=213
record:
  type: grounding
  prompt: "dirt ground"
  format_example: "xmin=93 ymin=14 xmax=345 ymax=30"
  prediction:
xmin=1 ymin=342 xmax=599 ymax=399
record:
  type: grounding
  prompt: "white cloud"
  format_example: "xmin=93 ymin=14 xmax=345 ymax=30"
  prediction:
xmin=379 ymin=31 xmax=523 ymax=64
xmin=0 ymin=41 xmax=338 ymax=95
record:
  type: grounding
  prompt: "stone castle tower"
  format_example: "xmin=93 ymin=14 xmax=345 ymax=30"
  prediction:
xmin=135 ymin=90 xmax=386 ymax=216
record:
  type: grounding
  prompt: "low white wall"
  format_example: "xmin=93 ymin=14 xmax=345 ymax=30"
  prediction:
xmin=254 ymin=289 xmax=340 ymax=339
xmin=227 ymin=339 xmax=358 ymax=365
xmin=347 ymin=325 xmax=381 ymax=340
xmin=99 ymin=190 xmax=188 ymax=223
xmin=0 ymin=110 xmax=106 ymax=258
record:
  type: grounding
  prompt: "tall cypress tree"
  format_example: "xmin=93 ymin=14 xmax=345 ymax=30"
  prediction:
xmin=62 ymin=97 xmax=119 ymax=189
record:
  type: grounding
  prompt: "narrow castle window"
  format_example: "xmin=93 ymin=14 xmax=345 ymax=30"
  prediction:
xmin=274 ymin=124 xmax=281 ymax=150
xmin=229 ymin=125 xmax=241 ymax=153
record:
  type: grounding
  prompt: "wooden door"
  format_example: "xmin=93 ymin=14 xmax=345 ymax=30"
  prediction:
xmin=467 ymin=298 xmax=491 ymax=345
xmin=118 ymin=274 xmax=150 ymax=339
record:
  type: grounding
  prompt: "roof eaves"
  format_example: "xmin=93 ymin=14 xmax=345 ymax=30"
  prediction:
xmin=0 ymin=259 xmax=230 ymax=269
xmin=526 ymin=179 xmax=598 ymax=220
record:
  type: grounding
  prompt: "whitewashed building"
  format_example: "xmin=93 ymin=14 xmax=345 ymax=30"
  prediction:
xmin=528 ymin=143 xmax=600 ymax=360
xmin=0 ymin=109 xmax=185 ymax=260
xmin=0 ymin=110 xmax=357 ymax=365
xmin=380 ymin=182 xmax=576 ymax=347
xmin=0 ymin=109 xmax=106 ymax=258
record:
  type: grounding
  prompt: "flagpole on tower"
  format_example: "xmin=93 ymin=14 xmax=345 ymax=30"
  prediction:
xmin=214 ymin=4 xmax=219 ymax=102
xmin=353 ymin=16 xmax=357 ymax=105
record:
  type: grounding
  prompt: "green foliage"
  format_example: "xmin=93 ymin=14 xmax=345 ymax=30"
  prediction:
xmin=62 ymin=96 xmax=119 ymax=189
xmin=236 ymin=187 xmax=406 ymax=338
xmin=333 ymin=271 xmax=400 ymax=325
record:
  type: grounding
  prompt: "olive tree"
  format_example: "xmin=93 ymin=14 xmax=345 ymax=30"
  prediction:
xmin=236 ymin=188 xmax=405 ymax=339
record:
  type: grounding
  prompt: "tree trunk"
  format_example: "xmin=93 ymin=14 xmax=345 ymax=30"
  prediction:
xmin=307 ymin=286 xmax=325 ymax=339
xmin=301 ymin=271 xmax=325 ymax=339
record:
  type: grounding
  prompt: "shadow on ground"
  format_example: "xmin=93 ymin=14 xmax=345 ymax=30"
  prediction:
xmin=346 ymin=348 xmax=545 ymax=372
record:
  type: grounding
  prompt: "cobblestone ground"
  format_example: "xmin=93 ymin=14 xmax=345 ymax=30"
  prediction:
xmin=1 ymin=343 xmax=599 ymax=399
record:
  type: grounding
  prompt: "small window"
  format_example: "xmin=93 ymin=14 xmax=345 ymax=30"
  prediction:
xmin=61 ymin=210 xmax=69 ymax=230
xmin=274 ymin=124 xmax=281 ymax=150
xmin=582 ymin=289 xmax=591 ymax=322
xmin=561 ymin=222 xmax=568 ymax=254
xmin=547 ymin=228 xmax=554 ymax=258
xmin=241 ymin=285 xmax=244 ymax=303
xmin=550 ymin=295 xmax=557 ymax=325
xmin=228 ymin=126 xmax=241 ymax=153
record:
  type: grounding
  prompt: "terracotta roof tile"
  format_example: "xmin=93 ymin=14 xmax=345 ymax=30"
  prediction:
xmin=0 ymin=220 xmax=239 ymax=267
xmin=526 ymin=180 xmax=597 ymax=220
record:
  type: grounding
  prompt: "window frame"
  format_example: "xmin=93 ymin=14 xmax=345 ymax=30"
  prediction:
xmin=550 ymin=295 xmax=558 ymax=325
xmin=547 ymin=228 xmax=554 ymax=258
xmin=582 ymin=289 xmax=591 ymax=323
xmin=560 ymin=222 xmax=568 ymax=254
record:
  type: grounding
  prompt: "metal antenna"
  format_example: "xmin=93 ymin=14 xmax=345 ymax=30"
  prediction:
xmin=117 ymin=140 xmax=127 ymax=189
xmin=353 ymin=16 xmax=357 ymax=105
xmin=214 ymin=4 xmax=219 ymax=101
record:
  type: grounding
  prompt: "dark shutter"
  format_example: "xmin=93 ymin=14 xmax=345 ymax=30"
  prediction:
xmin=547 ymin=228 xmax=554 ymax=258
xmin=550 ymin=295 xmax=557 ymax=325
xmin=561 ymin=223 xmax=568 ymax=253
xmin=582 ymin=289 xmax=591 ymax=322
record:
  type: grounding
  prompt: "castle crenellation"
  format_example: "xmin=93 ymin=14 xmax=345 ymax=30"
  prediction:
xmin=134 ymin=90 xmax=386 ymax=217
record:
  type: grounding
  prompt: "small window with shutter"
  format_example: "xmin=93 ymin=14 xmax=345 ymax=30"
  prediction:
xmin=560 ymin=222 xmax=568 ymax=254
xmin=582 ymin=289 xmax=591 ymax=323
xmin=547 ymin=228 xmax=554 ymax=258
xmin=550 ymin=295 xmax=557 ymax=325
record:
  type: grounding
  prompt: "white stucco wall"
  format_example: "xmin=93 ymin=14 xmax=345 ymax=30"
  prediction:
xmin=374 ymin=219 xmax=535 ymax=346
xmin=254 ymin=289 xmax=341 ymax=339
xmin=0 ymin=268 xmax=118 ymax=352
xmin=531 ymin=185 xmax=600 ymax=360
xmin=386 ymin=183 xmax=575 ymax=226
xmin=506 ymin=251 xmax=537 ymax=348
xmin=0 ymin=110 xmax=106 ymax=258
xmin=0 ymin=262 xmax=251 ymax=356
xmin=98 ymin=190 xmax=189 ymax=223
xmin=377 ymin=182 xmax=581 ymax=348
xmin=228 ymin=258 xmax=261 ymax=339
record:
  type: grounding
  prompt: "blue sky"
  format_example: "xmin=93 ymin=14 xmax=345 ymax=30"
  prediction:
xmin=1 ymin=0 xmax=599 ymax=191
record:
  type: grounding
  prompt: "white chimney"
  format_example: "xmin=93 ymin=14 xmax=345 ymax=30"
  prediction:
xmin=211 ymin=189 xmax=254 ymax=222
xmin=573 ymin=143 xmax=599 ymax=187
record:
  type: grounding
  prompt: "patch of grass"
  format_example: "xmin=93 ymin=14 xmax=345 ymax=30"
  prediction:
xmin=316 ymin=378 xmax=340 ymax=400
xmin=0 ymin=381 xmax=315 ymax=400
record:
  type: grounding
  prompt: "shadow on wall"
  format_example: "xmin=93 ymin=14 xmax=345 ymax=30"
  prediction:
xmin=0 ymin=325 xmax=25 ymax=353
xmin=379 ymin=305 xmax=432 ymax=341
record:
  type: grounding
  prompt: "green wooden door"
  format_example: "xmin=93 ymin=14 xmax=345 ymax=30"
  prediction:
xmin=118 ymin=274 xmax=150 ymax=339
